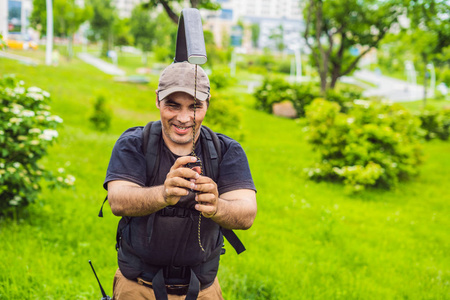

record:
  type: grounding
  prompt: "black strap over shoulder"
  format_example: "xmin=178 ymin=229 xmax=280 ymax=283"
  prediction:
xmin=199 ymin=125 xmax=221 ymax=182
xmin=142 ymin=120 xmax=162 ymax=186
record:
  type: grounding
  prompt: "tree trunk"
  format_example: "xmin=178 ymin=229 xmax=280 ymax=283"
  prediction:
xmin=319 ymin=71 xmax=327 ymax=95
xmin=330 ymin=67 xmax=340 ymax=89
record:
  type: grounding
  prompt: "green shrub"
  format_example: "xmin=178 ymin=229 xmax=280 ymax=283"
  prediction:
xmin=89 ymin=95 xmax=112 ymax=132
xmin=417 ymin=106 xmax=450 ymax=141
xmin=304 ymin=98 xmax=423 ymax=193
xmin=254 ymin=77 xmax=357 ymax=118
xmin=204 ymin=91 xmax=244 ymax=141
xmin=254 ymin=77 xmax=292 ymax=113
xmin=0 ymin=75 xmax=75 ymax=213
xmin=209 ymin=67 xmax=237 ymax=90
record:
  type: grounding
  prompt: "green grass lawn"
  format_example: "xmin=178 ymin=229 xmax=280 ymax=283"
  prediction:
xmin=1 ymin=51 xmax=449 ymax=299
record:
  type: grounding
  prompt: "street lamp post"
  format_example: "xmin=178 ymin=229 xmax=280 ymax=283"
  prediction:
xmin=427 ymin=62 xmax=436 ymax=99
xmin=404 ymin=60 xmax=417 ymax=100
xmin=45 ymin=0 xmax=53 ymax=65
xmin=288 ymin=46 xmax=302 ymax=83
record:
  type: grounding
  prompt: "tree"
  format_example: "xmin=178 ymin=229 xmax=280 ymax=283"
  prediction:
xmin=114 ymin=18 xmax=133 ymax=47
xmin=129 ymin=6 xmax=156 ymax=64
xmin=404 ymin=0 xmax=450 ymax=104
xmin=88 ymin=0 xmax=117 ymax=57
xmin=251 ymin=23 xmax=260 ymax=49
xmin=303 ymin=0 xmax=404 ymax=93
xmin=141 ymin=0 xmax=220 ymax=24
xmin=30 ymin=0 xmax=91 ymax=58
xmin=269 ymin=24 xmax=285 ymax=52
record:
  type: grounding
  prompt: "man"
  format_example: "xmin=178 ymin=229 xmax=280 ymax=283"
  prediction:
xmin=104 ymin=61 xmax=257 ymax=299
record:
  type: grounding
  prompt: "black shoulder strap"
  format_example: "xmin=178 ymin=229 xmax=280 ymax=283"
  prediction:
xmin=200 ymin=125 xmax=221 ymax=182
xmin=98 ymin=195 xmax=108 ymax=217
xmin=200 ymin=126 xmax=246 ymax=254
xmin=143 ymin=120 xmax=162 ymax=186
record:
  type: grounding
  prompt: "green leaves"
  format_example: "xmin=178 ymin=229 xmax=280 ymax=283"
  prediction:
xmin=304 ymin=98 xmax=424 ymax=192
xmin=0 ymin=75 xmax=75 ymax=213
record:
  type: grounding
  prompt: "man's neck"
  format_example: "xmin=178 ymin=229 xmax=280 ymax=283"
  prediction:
xmin=161 ymin=133 xmax=201 ymax=156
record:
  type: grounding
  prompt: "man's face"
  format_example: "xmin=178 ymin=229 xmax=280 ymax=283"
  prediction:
xmin=156 ymin=91 xmax=208 ymax=151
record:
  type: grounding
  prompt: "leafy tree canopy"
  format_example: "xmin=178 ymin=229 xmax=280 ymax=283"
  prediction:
xmin=304 ymin=0 xmax=405 ymax=92
xmin=141 ymin=0 xmax=220 ymax=24
xmin=30 ymin=0 xmax=91 ymax=37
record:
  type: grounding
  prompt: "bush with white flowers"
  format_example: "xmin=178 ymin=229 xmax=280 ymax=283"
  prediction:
xmin=0 ymin=75 xmax=75 ymax=213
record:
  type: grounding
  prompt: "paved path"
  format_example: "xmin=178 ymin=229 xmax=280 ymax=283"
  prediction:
xmin=352 ymin=69 xmax=425 ymax=102
xmin=77 ymin=52 xmax=126 ymax=76
xmin=0 ymin=51 xmax=39 ymax=66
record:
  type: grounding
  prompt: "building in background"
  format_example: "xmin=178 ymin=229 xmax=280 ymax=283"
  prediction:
xmin=202 ymin=0 xmax=305 ymax=52
xmin=0 ymin=0 xmax=33 ymax=38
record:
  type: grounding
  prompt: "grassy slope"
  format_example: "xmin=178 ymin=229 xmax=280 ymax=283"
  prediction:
xmin=0 ymin=53 xmax=449 ymax=299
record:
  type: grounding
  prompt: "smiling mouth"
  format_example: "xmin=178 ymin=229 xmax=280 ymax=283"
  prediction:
xmin=173 ymin=124 xmax=193 ymax=134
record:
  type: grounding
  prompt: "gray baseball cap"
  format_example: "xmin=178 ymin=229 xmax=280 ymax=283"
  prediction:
xmin=157 ymin=62 xmax=210 ymax=101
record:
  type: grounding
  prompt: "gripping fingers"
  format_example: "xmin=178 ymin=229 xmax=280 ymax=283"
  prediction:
xmin=165 ymin=187 xmax=190 ymax=197
xmin=195 ymin=193 xmax=218 ymax=218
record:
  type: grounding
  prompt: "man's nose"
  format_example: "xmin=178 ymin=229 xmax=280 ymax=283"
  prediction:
xmin=177 ymin=109 xmax=193 ymax=123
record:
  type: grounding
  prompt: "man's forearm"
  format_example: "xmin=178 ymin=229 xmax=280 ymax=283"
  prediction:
xmin=211 ymin=196 xmax=257 ymax=230
xmin=108 ymin=183 xmax=167 ymax=217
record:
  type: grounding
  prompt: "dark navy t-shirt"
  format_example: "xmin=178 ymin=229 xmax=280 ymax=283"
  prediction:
xmin=104 ymin=126 xmax=256 ymax=196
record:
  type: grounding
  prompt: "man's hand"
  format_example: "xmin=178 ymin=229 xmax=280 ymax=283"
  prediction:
xmin=193 ymin=176 xmax=219 ymax=218
xmin=163 ymin=156 xmax=200 ymax=206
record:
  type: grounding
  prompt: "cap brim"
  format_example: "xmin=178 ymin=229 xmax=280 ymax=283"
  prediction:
xmin=159 ymin=87 xmax=209 ymax=101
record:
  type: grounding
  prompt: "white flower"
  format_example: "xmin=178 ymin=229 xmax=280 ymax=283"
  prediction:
xmin=29 ymin=128 xmax=42 ymax=134
xmin=27 ymin=92 xmax=44 ymax=101
xmin=9 ymin=117 xmax=23 ymax=124
xmin=64 ymin=175 xmax=76 ymax=185
xmin=28 ymin=86 xmax=43 ymax=93
xmin=37 ymin=111 xmax=50 ymax=116
xmin=39 ymin=129 xmax=58 ymax=141
xmin=11 ymin=108 xmax=21 ymax=115
xmin=347 ymin=117 xmax=355 ymax=124
xmin=0 ymin=130 xmax=4 ymax=135
xmin=13 ymin=87 xmax=25 ymax=94
xmin=42 ymin=91 xmax=50 ymax=98
xmin=0 ymin=163 xmax=4 ymax=168
xmin=21 ymin=110 xmax=35 ymax=117
xmin=47 ymin=115 xmax=63 ymax=123
xmin=58 ymin=168 xmax=65 ymax=173
xmin=13 ymin=162 xmax=20 ymax=168
xmin=353 ymin=99 xmax=370 ymax=108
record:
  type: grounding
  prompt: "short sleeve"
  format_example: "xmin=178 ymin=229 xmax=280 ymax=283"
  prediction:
xmin=103 ymin=127 xmax=147 ymax=190
xmin=217 ymin=135 xmax=256 ymax=195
